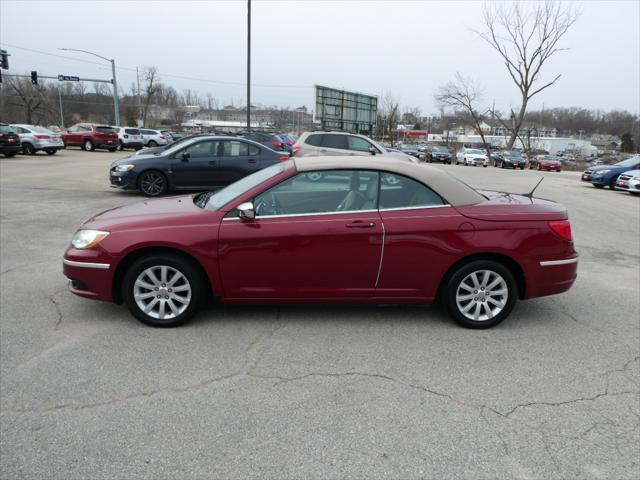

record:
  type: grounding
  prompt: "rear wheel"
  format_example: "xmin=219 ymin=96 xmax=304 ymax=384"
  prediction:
xmin=593 ymin=184 xmax=605 ymax=189
xmin=122 ymin=254 xmax=204 ymax=327
xmin=45 ymin=149 xmax=57 ymax=155
xmin=3 ymin=152 xmax=17 ymax=158
xmin=148 ymin=140 xmax=158 ymax=147
xmin=443 ymin=260 xmax=517 ymax=329
xmin=138 ymin=170 xmax=168 ymax=196
xmin=22 ymin=143 xmax=36 ymax=155
xmin=83 ymin=139 xmax=94 ymax=151
xmin=119 ymin=140 xmax=125 ymax=151
xmin=108 ymin=148 xmax=117 ymax=152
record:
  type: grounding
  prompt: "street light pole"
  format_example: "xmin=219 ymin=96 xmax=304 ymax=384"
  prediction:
xmin=59 ymin=48 xmax=120 ymax=126
xmin=246 ymin=0 xmax=251 ymax=132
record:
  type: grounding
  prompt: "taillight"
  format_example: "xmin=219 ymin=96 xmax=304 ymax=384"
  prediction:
xmin=0 ymin=133 xmax=4 ymax=138
xmin=160 ymin=135 xmax=167 ymax=139
xmin=548 ymin=220 xmax=572 ymax=241
xmin=124 ymin=134 xmax=129 ymax=138
xmin=35 ymin=134 xmax=50 ymax=139
xmin=273 ymin=140 xmax=282 ymax=148
xmin=279 ymin=156 xmax=290 ymax=161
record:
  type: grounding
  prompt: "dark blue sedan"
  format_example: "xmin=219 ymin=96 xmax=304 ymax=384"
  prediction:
xmin=110 ymin=136 xmax=288 ymax=196
xmin=582 ymin=156 xmax=640 ymax=189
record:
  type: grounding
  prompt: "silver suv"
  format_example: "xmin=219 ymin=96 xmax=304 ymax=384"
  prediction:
xmin=293 ymin=131 xmax=417 ymax=162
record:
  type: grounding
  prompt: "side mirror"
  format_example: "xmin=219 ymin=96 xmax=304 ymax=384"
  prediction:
xmin=181 ymin=151 xmax=190 ymax=161
xmin=237 ymin=202 xmax=255 ymax=221
xmin=369 ymin=147 xmax=377 ymax=156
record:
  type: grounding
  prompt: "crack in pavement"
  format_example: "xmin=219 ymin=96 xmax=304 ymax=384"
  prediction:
xmin=1 ymin=260 xmax=48 ymax=276
xmin=48 ymin=290 xmax=66 ymax=331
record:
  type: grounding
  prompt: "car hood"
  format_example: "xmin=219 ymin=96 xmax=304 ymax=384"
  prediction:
xmin=466 ymin=154 xmax=487 ymax=160
xmin=588 ymin=165 xmax=628 ymax=172
xmin=111 ymin=153 xmax=161 ymax=167
xmin=620 ymin=169 xmax=640 ymax=177
xmin=81 ymin=195 xmax=208 ymax=231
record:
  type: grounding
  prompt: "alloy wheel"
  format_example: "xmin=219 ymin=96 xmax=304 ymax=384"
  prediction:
xmin=455 ymin=270 xmax=508 ymax=322
xmin=133 ymin=265 xmax=191 ymax=320
xmin=139 ymin=172 xmax=166 ymax=196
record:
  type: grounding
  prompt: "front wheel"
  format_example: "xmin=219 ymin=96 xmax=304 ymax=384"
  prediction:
xmin=108 ymin=148 xmax=117 ymax=152
xmin=122 ymin=254 xmax=204 ymax=327
xmin=45 ymin=149 xmax=57 ymax=155
xmin=22 ymin=143 xmax=36 ymax=155
xmin=83 ymin=139 xmax=94 ymax=151
xmin=138 ymin=170 xmax=168 ymax=197
xmin=3 ymin=152 xmax=17 ymax=157
xmin=443 ymin=260 xmax=517 ymax=329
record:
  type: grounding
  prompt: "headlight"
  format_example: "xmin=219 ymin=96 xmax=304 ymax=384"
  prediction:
xmin=632 ymin=176 xmax=640 ymax=181
xmin=596 ymin=169 xmax=610 ymax=175
xmin=115 ymin=164 xmax=134 ymax=172
xmin=71 ymin=230 xmax=110 ymax=249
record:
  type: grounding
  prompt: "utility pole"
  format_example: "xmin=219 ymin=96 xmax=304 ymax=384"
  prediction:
xmin=59 ymin=48 xmax=120 ymax=126
xmin=136 ymin=66 xmax=142 ymax=126
xmin=58 ymin=86 xmax=64 ymax=128
xmin=246 ymin=0 xmax=251 ymax=131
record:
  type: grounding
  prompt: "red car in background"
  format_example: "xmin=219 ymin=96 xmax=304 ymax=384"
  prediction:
xmin=529 ymin=154 xmax=562 ymax=172
xmin=61 ymin=123 xmax=119 ymax=152
xmin=63 ymin=157 xmax=578 ymax=329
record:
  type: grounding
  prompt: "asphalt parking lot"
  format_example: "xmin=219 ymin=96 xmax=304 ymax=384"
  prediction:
xmin=1 ymin=149 xmax=638 ymax=479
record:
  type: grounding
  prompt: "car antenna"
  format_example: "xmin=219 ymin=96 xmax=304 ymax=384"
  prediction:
xmin=523 ymin=177 xmax=544 ymax=198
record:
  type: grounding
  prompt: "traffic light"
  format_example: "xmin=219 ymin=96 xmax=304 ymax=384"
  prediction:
xmin=0 ymin=50 xmax=8 ymax=70
xmin=30 ymin=71 xmax=38 ymax=85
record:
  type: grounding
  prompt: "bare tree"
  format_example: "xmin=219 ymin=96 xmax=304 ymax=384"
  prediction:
xmin=435 ymin=73 xmax=492 ymax=159
xmin=477 ymin=1 xmax=579 ymax=148
xmin=377 ymin=91 xmax=401 ymax=144
xmin=141 ymin=66 xmax=159 ymax=126
xmin=5 ymin=76 xmax=48 ymax=124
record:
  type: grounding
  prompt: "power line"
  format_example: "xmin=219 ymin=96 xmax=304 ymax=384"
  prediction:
xmin=1 ymin=42 xmax=312 ymax=89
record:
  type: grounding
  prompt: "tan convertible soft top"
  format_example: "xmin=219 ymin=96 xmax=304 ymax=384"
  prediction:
xmin=293 ymin=156 xmax=485 ymax=206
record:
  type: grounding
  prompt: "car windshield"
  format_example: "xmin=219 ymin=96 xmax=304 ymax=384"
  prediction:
xmin=468 ymin=149 xmax=483 ymax=154
xmin=616 ymin=156 xmax=640 ymax=168
xmin=433 ymin=147 xmax=448 ymax=153
xmin=205 ymin=162 xmax=287 ymax=210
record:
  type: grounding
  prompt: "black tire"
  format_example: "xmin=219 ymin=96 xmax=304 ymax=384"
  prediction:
xmin=138 ymin=170 xmax=168 ymax=197
xmin=108 ymin=148 xmax=117 ymax=152
xmin=519 ymin=166 xmax=525 ymax=170
xmin=442 ymin=259 xmax=518 ymax=329
xmin=148 ymin=140 xmax=158 ymax=147
xmin=83 ymin=139 xmax=94 ymax=151
xmin=22 ymin=143 xmax=36 ymax=155
xmin=609 ymin=176 xmax=619 ymax=190
xmin=119 ymin=140 xmax=125 ymax=151
xmin=122 ymin=253 xmax=205 ymax=327
xmin=134 ymin=146 xmax=142 ymax=151
xmin=593 ymin=184 xmax=605 ymax=189
xmin=3 ymin=152 xmax=17 ymax=158
xmin=45 ymin=149 xmax=57 ymax=155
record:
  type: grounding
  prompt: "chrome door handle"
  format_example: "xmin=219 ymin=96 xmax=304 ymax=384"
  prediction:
xmin=346 ymin=221 xmax=375 ymax=228
xmin=248 ymin=158 xmax=257 ymax=163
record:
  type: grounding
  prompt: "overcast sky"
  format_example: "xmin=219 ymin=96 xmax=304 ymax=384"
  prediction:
xmin=1 ymin=0 xmax=639 ymax=116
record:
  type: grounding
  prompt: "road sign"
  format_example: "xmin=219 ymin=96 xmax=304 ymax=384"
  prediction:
xmin=58 ymin=75 xmax=80 ymax=82
xmin=315 ymin=85 xmax=378 ymax=135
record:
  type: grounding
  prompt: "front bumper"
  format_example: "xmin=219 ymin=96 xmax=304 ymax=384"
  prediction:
xmin=615 ymin=179 xmax=640 ymax=193
xmin=109 ymin=170 xmax=137 ymax=189
xmin=540 ymin=164 xmax=561 ymax=171
xmin=63 ymin=249 xmax=117 ymax=301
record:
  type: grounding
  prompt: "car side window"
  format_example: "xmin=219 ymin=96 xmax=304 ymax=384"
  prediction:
xmin=18 ymin=127 xmax=29 ymax=134
xmin=79 ymin=126 xmax=91 ymax=132
xmin=304 ymin=134 xmax=322 ymax=147
xmin=221 ymin=140 xmax=250 ymax=156
xmin=320 ymin=134 xmax=348 ymax=149
xmin=254 ymin=170 xmax=379 ymax=217
xmin=379 ymin=174 xmax=445 ymax=209
xmin=249 ymin=144 xmax=260 ymax=156
xmin=183 ymin=140 xmax=219 ymax=158
xmin=348 ymin=136 xmax=373 ymax=152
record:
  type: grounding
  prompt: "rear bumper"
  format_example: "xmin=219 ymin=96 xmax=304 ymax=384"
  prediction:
xmin=524 ymin=255 xmax=578 ymax=299
xmin=121 ymin=141 xmax=143 ymax=149
xmin=0 ymin=145 xmax=22 ymax=154
xmin=34 ymin=140 xmax=65 ymax=150
xmin=63 ymin=249 xmax=117 ymax=301
xmin=94 ymin=140 xmax=118 ymax=149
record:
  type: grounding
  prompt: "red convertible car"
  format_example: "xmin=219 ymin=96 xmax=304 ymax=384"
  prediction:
xmin=63 ymin=157 xmax=578 ymax=329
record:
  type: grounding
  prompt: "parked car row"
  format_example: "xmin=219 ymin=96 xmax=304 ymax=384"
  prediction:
xmin=581 ymin=155 xmax=640 ymax=193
